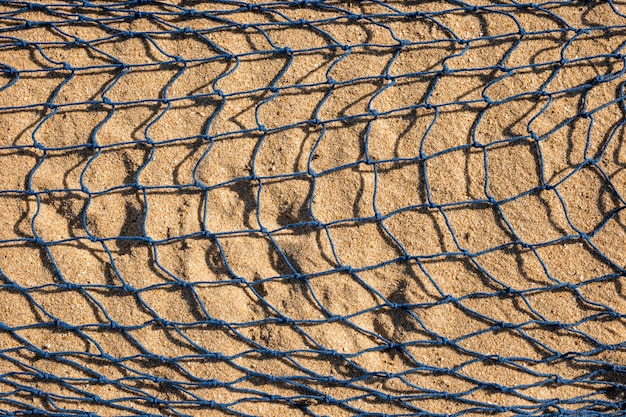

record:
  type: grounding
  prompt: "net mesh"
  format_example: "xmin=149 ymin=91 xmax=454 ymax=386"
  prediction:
xmin=1 ymin=0 xmax=626 ymax=416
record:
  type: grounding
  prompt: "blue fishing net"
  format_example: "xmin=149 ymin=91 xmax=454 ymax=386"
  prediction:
xmin=1 ymin=0 xmax=626 ymax=416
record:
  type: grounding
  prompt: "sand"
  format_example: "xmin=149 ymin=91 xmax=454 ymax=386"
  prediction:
xmin=1 ymin=1 xmax=626 ymax=416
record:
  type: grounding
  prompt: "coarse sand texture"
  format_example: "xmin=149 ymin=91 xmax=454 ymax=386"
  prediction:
xmin=1 ymin=1 xmax=626 ymax=416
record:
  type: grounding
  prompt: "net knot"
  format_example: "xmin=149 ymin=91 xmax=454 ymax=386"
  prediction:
xmin=503 ymin=286 xmax=519 ymax=296
xmin=38 ymin=372 xmax=54 ymax=381
xmin=204 ymin=351 xmax=224 ymax=360
xmin=341 ymin=265 xmax=355 ymax=274
xmin=120 ymin=283 xmax=135 ymax=293
xmin=200 ymin=379 xmax=217 ymax=387
xmin=543 ymin=321 xmax=565 ymax=329
xmin=329 ymin=315 xmax=344 ymax=323
xmin=440 ymin=295 xmax=454 ymax=304
xmin=108 ymin=321 xmax=122 ymax=330
xmin=153 ymin=317 xmax=168 ymax=327
xmin=607 ymin=310 xmax=621 ymax=319
xmin=375 ymin=392 xmax=393 ymax=401
xmin=61 ymin=282 xmax=80 ymax=291
xmin=51 ymin=318 xmax=68 ymax=330
xmin=492 ymin=384 xmax=515 ymax=394
xmin=487 ymin=354 xmax=502 ymax=363
xmin=146 ymin=397 xmax=164 ymax=406
xmin=327 ymin=349 xmax=339 ymax=357
xmin=177 ymin=280 xmax=192 ymax=289
xmin=308 ymin=117 xmax=321 ymax=126
xmin=29 ymin=388 xmax=44 ymax=398
xmin=437 ymin=367 xmax=453 ymax=375
xmin=495 ymin=65 xmax=509 ymax=73
xmin=324 ymin=395 xmax=340 ymax=405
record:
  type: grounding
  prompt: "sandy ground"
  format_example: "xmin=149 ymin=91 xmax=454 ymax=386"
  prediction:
xmin=1 ymin=1 xmax=626 ymax=416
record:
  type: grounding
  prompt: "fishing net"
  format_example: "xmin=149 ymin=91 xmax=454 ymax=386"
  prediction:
xmin=1 ymin=0 xmax=626 ymax=416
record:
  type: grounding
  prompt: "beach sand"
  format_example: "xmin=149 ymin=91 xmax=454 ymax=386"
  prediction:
xmin=1 ymin=1 xmax=626 ymax=416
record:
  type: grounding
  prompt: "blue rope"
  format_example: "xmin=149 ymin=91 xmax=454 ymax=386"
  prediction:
xmin=1 ymin=1 xmax=626 ymax=416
